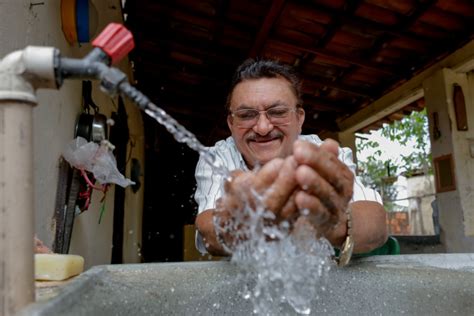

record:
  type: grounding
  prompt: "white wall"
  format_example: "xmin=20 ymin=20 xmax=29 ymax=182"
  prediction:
xmin=423 ymin=68 xmax=474 ymax=252
xmin=0 ymin=0 xmax=144 ymax=268
xmin=406 ymin=174 xmax=435 ymax=235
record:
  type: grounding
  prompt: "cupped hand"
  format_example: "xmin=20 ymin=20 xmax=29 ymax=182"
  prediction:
xmin=218 ymin=156 xmax=300 ymax=224
xmin=293 ymin=139 xmax=354 ymax=241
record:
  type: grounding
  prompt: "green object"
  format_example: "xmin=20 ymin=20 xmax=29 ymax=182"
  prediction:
xmin=335 ymin=236 xmax=400 ymax=258
xmin=98 ymin=202 xmax=106 ymax=224
xmin=355 ymin=236 xmax=400 ymax=258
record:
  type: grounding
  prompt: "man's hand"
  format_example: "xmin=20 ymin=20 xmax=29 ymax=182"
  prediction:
xmin=214 ymin=157 xmax=301 ymax=247
xmin=219 ymin=157 xmax=299 ymax=222
xmin=197 ymin=138 xmax=388 ymax=256
xmin=34 ymin=236 xmax=52 ymax=254
xmin=197 ymin=156 xmax=302 ymax=255
xmin=215 ymin=139 xmax=355 ymax=249
xmin=293 ymin=139 xmax=354 ymax=246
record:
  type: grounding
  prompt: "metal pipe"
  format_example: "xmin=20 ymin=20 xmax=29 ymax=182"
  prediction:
xmin=57 ymin=57 xmax=107 ymax=83
xmin=0 ymin=46 xmax=57 ymax=316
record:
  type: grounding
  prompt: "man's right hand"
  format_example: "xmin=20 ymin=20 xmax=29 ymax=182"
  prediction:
xmin=211 ymin=156 xmax=302 ymax=251
xmin=220 ymin=156 xmax=300 ymax=220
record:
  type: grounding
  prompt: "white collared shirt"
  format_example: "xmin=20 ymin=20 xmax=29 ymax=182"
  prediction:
xmin=194 ymin=135 xmax=382 ymax=253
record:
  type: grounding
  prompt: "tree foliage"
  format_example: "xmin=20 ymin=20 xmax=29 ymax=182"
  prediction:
xmin=356 ymin=109 xmax=432 ymax=210
xmin=380 ymin=109 xmax=432 ymax=176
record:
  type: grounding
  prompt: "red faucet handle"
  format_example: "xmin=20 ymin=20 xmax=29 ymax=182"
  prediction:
xmin=92 ymin=23 xmax=135 ymax=64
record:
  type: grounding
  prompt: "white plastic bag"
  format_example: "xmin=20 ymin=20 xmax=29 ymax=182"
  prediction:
xmin=62 ymin=137 xmax=134 ymax=188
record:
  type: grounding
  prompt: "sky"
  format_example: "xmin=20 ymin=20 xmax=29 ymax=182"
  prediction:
xmin=356 ymin=129 xmax=419 ymax=163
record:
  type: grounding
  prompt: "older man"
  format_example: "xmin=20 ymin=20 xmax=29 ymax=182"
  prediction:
xmin=194 ymin=59 xmax=387 ymax=264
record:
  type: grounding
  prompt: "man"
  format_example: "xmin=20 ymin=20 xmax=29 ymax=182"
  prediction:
xmin=194 ymin=59 xmax=388 ymax=263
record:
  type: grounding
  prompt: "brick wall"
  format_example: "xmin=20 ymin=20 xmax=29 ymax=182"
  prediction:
xmin=387 ymin=211 xmax=410 ymax=235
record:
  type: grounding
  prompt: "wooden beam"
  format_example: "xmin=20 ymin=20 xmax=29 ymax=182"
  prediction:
xmin=338 ymin=40 xmax=474 ymax=133
xmin=303 ymin=95 xmax=347 ymax=112
xmin=303 ymin=75 xmax=376 ymax=98
xmin=269 ymin=40 xmax=394 ymax=75
xmin=295 ymin=1 xmax=438 ymax=45
xmin=335 ymin=0 xmax=436 ymax=105
xmin=248 ymin=0 xmax=287 ymax=57
xmin=388 ymin=113 xmax=405 ymax=121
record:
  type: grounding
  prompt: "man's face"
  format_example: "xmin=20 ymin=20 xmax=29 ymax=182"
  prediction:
xmin=227 ymin=77 xmax=305 ymax=169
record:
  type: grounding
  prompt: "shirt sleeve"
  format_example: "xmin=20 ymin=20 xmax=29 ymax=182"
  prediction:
xmin=194 ymin=150 xmax=226 ymax=214
xmin=194 ymin=150 xmax=226 ymax=254
xmin=339 ymin=146 xmax=383 ymax=204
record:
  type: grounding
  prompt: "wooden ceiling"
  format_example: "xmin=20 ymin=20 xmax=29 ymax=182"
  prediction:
xmin=125 ymin=0 xmax=474 ymax=145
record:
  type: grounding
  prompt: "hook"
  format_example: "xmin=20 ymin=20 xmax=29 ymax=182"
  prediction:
xmin=82 ymin=80 xmax=100 ymax=113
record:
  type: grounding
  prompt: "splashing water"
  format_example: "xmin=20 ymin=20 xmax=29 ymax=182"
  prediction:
xmin=215 ymin=192 xmax=334 ymax=315
xmin=144 ymin=103 xmax=333 ymax=315
xmin=144 ymin=106 xmax=229 ymax=178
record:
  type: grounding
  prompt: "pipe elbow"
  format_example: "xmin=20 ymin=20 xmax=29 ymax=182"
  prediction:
xmin=0 ymin=46 xmax=59 ymax=104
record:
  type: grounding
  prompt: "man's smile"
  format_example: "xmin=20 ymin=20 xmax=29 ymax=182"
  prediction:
xmin=248 ymin=135 xmax=283 ymax=153
xmin=250 ymin=136 xmax=280 ymax=143
xmin=246 ymin=131 xmax=283 ymax=143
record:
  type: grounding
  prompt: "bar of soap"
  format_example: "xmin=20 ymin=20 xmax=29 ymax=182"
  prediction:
xmin=35 ymin=254 xmax=84 ymax=281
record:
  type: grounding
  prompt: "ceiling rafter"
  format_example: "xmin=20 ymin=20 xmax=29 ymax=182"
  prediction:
xmin=248 ymin=0 xmax=287 ymax=58
xmin=269 ymin=40 xmax=394 ymax=75
xmin=297 ymin=0 xmax=363 ymax=66
xmin=292 ymin=1 xmax=437 ymax=44
xmin=303 ymin=74 xmax=375 ymax=98
xmin=340 ymin=0 xmax=438 ymax=98
xmin=296 ymin=0 xmax=364 ymax=103
xmin=302 ymin=95 xmax=352 ymax=113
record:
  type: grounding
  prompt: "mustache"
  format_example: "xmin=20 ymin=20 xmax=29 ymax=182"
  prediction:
xmin=246 ymin=131 xmax=283 ymax=142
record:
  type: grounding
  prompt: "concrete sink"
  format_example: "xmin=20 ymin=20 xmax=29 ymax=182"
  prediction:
xmin=23 ymin=254 xmax=474 ymax=315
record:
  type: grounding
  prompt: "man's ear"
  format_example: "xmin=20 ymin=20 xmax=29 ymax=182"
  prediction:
xmin=297 ymin=107 xmax=305 ymax=131
xmin=227 ymin=114 xmax=233 ymax=131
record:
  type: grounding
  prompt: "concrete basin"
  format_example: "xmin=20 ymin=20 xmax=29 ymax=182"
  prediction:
xmin=23 ymin=254 xmax=474 ymax=315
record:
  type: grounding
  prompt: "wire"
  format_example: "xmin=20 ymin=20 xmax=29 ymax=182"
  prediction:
xmin=80 ymin=168 xmax=107 ymax=192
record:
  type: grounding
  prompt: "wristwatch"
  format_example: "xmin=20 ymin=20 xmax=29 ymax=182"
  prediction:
xmin=337 ymin=206 xmax=354 ymax=267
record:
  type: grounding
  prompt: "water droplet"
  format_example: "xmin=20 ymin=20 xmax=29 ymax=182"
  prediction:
xmin=294 ymin=307 xmax=311 ymax=315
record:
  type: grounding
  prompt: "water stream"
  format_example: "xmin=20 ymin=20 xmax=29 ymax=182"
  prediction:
xmin=144 ymin=102 xmax=333 ymax=315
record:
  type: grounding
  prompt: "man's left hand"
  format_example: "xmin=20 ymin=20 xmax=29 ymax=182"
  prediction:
xmin=292 ymin=139 xmax=354 ymax=245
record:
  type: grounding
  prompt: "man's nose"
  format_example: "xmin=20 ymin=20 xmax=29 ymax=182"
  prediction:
xmin=253 ymin=112 xmax=273 ymax=135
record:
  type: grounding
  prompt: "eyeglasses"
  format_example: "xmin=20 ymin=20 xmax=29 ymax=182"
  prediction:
xmin=230 ymin=106 xmax=299 ymax=128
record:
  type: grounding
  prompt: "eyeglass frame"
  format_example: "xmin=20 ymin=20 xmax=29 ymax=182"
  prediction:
xmin=228 ymin=105 xmax=303 ymax=128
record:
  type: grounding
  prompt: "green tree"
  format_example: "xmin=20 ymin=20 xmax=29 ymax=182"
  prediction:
xmin=356 ymin=109 xmax=432 ymax=210
xmin=380 ymin=109 xmax=432 ymax=177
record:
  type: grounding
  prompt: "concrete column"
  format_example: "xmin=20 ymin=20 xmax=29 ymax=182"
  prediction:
xmin=422 ymin=68 xmax=474 ymax=252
